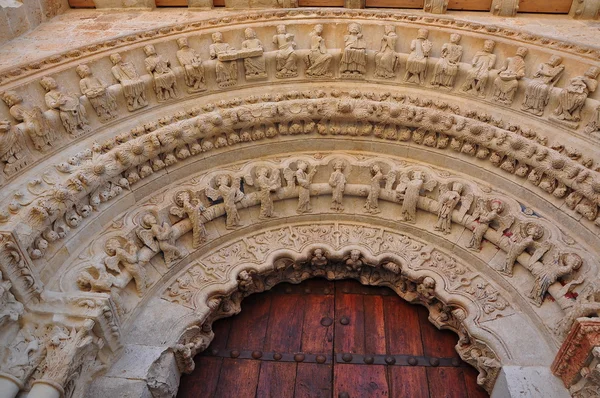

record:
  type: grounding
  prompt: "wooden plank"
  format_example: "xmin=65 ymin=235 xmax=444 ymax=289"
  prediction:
xmin=226 ymin=293 xmax=271 ymax=351
xmin=213 ymin=358 xmax=260 ymax=398
xmin=264 ymin=293 xmax=305 ymax=353
xmin=384 ymin=295 xmax=423 ymax=355
xmin=389 ymin=366 xmax=429 ymax=398
xmin=366 ymin=0 xmax=424 ymax=8
xmin=156 ymin=0 xmax=188 ymax=5
xmin=464 ymin=365 xmax=489 ymax=398
xmin=256 ymin=362 xmax=297 ymax=398
xmin=363 ymin=295 xmax=386 ymax=354
xmin=447 ymin=0 xmax=492 ymax=10
xmin=68 ymin=0 xmax=96 ymax=7
xmin=427 ymin=367 xmax=468 ymax=398
xmin=178 ymin=356 xmax=222 ymax=398
xmin=518 ymin=0 xmax=572 ymax=13
xmin=418 ymin=306 xmax=459 ymax=358
xmin=334 ymin=364 xmax=389 ymax=398
xmin=298 ymin=0 xmax=345 ymax=6
xmin=295 ymin=363 xmax=333 ymax=398
xmin=334 ymin=286 xmax=365 ymax=354
xmin=301 ymin=294 xmax=334 ymax=353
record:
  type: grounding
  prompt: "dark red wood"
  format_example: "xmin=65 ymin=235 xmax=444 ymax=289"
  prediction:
xmin=256 ymin=362 xmax=297 ymax=398
xmin=427 ymin=367 xmax=469 ymax=398
xmin=178 ymin=356 xmax=223 ymax=398
xmin=294 ymin=363 xmax=332 ymax=398
xmin=301 ymin=293 xmax=334 ymax=353
xmin=418 ymin=305 xmax=460 ymax=358
xmin=384 ymin=295 xmax=424 ymax=355
xmin=213 ymin=359 xmax=260 ymax=398
xmin=335 ymin=283 xmax=366 ymax=354
xmin=226 ymin=293 xmax=271 ymax=351
xmin=364 ymin=295 xmax=386 ymax=354
xmin=264 ymin=293 xmax=305 ymax=353
xmin=464 ymin=365 xmax=490 ymax=398
xmin=334 ymin=364 xmax=390 ymax=397
xmin=388 ymin=367 xmax=429 ymax=398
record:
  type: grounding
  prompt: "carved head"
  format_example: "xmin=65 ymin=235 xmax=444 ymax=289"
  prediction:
xmin=452 ymin=182 xmax=464 ymax=194
xmin=314 ymin=24 xmax=324 ymax=35
xmin=174 ymin=190 xmax=192 ymax=207
xmin=1 ymin=90 xmax=23 ymax=107
xmin=176 ymin=37 xmax=189 ymax=49
xmin=516 ymin=47 xmax=528 ymax=58
xmin=371 ymin=164 xmax=381 ymax=174
xmin=75 ymin=64 xmax=91 ymax=79
xmin=417 ymin=28 xmax=429 ymax=40
xmin=350 ymin=249 xmax=361 ymax=261
xmin=348 ymin=23 xmax=361 ymax=35
xmin=450 ymin=33 xmax=461 ymax=44
xmin=76 ymin=271 xmax=93 ymax=290
xmin=297 ymin=161 xmax=308 ymax=172
xmin=548 ymin=55 xmax=562 ymax=67
xmin=314 ymin=248 xmax=324 ymax=258
xmin=490 ymin=199 xmax=504 ymax=212
xmin=333 ymin=160 xmax=345 ymax=171
xmin=109 ymin=53 xmax=122 ymax=65
xmin=276 ymin=24 xmax=286 ymax=34
xmin=104 ymin=238 xmax=122 ymax=255
xmin=256 ymin=167 xmax=269 ymax=178
xmin=39 ymin=76 xmax=58 ymax=91
xmin=384 ymin=25 xmax=395 ymax=35
xmin=412 ymin=171 xmax=424 ymax=181
xmin=141 ymin=213 xmax=157 ymax=228
xmin=244 ymin=28 xmax=256 ymax=40
xmin=560 ymin=253 xmax=583 ymax=270
xmin=212 ymin=32 xmax=224 ymax=44
xmin=422 ymin=276 xmax=435 ymax=289
xmin=483 ymin=40 xmax=496 ymax=53
xmin=143 ymin=45 xmax=157 ymax=56
xmin=524 ymin=223 xmax=544 ymax=240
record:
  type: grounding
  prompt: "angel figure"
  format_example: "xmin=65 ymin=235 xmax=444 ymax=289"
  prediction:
xmin=77 ymin=264 xmax=126 ymax=314
xmin=396 ymin=170 xmax=437 ymax=223
xmin=466 ymin=198 xmax=513 ymax=251
xmin=103 ymin=237 xmax=146 ymax=296
xmin=528 ymin=252 xmax=583 ymax=306
xmin=205 ymin=174 xmax=244 ymax=229
xmin=137 ymin=213 xmax=185 ymax=266
xmin=557 ymin=280 xmax=600 ymax=337
xmin=364 ymin=164 xmax=385 ymax=214
xmin=435 ymin=182 xmax=473 ymax=235
xmin=328 ymin=160 xmax=346 ymax=212
xmin=284 ymin=161 xmax=317 ymax=214
xmin=500 ymin=222 xmax=551 ymax=276
xmin=345 ymin=250 xmax=364 ymax=272
xmin=170 ymin=190 xmax=207 ymax=249
xmin=246 ymin=167 xmax=281 ymax=219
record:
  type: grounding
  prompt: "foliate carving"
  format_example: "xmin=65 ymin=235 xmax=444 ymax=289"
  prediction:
xmin=461 ymin=40 xmax=496 ymax=97
xmin=40 ymin=76 xmax=90 ymax=137
xmin=553 ymin=66 xmax=600 ymax=128
xmin=529 ymin=251 xmax=582 ymax=306
xmin=0 ymin=232 xmax=42 ymax=304
xmin=0 ymin=120 xmax=31 ymax=179
xmin=466 ymin=198 xmax=513 ymax=251
xmin=176 ymin=37 xmax=206 ymax=94
xmin=137 ymin=212 xmax=186 ymax=266
xmin=0 ymin=270 xmax=23 ymax=328
xmin=241 ymin=28 xmax=267 ymax=81
xmin=396 ymin=170 xmax=437 ymax=223
xmin=374 ymin=25 xmax=400 ymax=79
xmin=521 ymin=55 xmax=565 ymax=116
xmin=0 ymin=325 xmax=43 ymax=388
xmin=1 ymin=91 xmax=55 ymax=152
xmin=492 ymin=47 xmax=528 ymax=105
xmin=205 ymin=174 xmax=244 ymax=228
xmin=210 ymin=32 xmax=238 ymax=88
xmin=328 ymin=160 xmax=347 ymax=212
xmin=501 ymin=222 xmax=549 ymax=276
xmin=170 ymin=190 xmax=207 ymax=249
xmin=76 ymin=64 xmax=118 ymax=122
xmin=405 ymin=28 xmax=432 ymax=85
xmin=284 ymin=161 xmax=317 ymax=214
xmin=340 ymin=23 xmax=367 ymax=79
xmin=430 ymin=34 xmax=462 ymax=89
xmin=273 ymin=25 xmax=298 ymax=79
xmin=144 ymin=44 xmax=178 ymax=102
xmin=305 ymin=24 xmax=332 ymax=78
xmin=110 ymin=53 xmax=148 ymax=111
xmin=245 ymin=167 xmax=281 ymax=219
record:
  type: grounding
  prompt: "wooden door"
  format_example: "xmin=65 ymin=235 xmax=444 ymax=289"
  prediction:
xmin=178 ymin=279 xmax=488 ymax=397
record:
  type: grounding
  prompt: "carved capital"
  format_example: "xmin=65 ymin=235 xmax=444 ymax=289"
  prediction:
xmin=552 ymin=317 xmax=600 ymax=387
xmin=0 ymin=232 xmax=42 ymax=306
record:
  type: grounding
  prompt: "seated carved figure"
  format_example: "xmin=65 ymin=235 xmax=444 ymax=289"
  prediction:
xmin=554 ymin=66 xmax=600 ymax=123
xmin=76 ymin=64 xmax=117 ymax=122
xmin=144 ymin=44 xmax=178 ymax=102
xmin=375 ymin=25 xmax=400 ymax=79
xmin=40 ymin=76 xmax=89 ymax=137
xmin=241 ymin=28 xmax=267 ymax=80
xmin=431 ymin=33 xmax=462 ymax=88
xmin=521 ymin=55 xmax=564 ymax=116
xmin=340 ymin=23 xmax=366 ymax=78
xmin=110 ymin=53 xmax=148 ymax=111
xmin=176 ymin=37 xmax=206 ymax=93
xmin=1 ymin=91 xmax=54 ymax=152
xmin=492 ymin=47 xmax=528 ymax=105
xmin=405 ymin=28 xmax=432 ymax=85
xmin=305 ymin=24 xmax=332 ymax=78
xmin=210 ymin=32 xmax=238 ymax=87
xmin=273 ymin=25 xmax=297 ymax=78
xmin=461 ymin=40 xmax=496 ymax=97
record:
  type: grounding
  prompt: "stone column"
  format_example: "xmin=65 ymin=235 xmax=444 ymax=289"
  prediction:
xmin=28 ymin=381 xmax=63 ymax=398
xmin=93 ymin=0 xmax=156 ymax=9
xmin=569 ymin=0 xmax=600 ymax=19
xmin=0 ymin=374 xmax=21 ymax=398
xmin=424 ymin=0 xmax=448 ymax=13
xmin=345 ymin=0 xmax=365 ymax=8
xmin=490 ymin=0 xmax=519 ymax=16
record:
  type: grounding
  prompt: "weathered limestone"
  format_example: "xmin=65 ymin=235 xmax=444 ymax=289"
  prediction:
xmin=569 ymin=0 xmax=600 ymax=19
xmin=93 ymin=0 xmax=156 ymax=9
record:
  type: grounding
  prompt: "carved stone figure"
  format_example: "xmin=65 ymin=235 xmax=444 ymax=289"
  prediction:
xmin=529 ymin=252 xmax=582 ymax=306
xmin=137 ymin=212 xmax=185 ymax=266
xmin=305 ymin=24 xmax=332 ymax=78
xmin=210 ymin=32 xmax=238 ymax=88
xmin=0 ymin=120 xmax=30 ymax=178
xmin=340 ymin=23 xmax=367 ymax=78
xmin=584 ymin=104 xmax=600 ymax=136
xmin=417 ymin=276 xmax=436 ymax=303
xmin=176 ymin=37 xmax=206 ymax=93
xmin=77 ymin=264 xmax=126 ymax=313
xmin=284 ymin=161 xmax=317 ymax=213
xmin=500 ymin=222 xmax=550 ymax=276
xmin=170 ymin=190 xmax=207 ymax=249
xmin=0 ymin=326 xmax=43 ymax=385
xmin=205 ymin=174 xmax=244 ymax=229
xmin=431 ymin=33 xmax=462 ymax=88
xmin=76 ymin=64 xmax=117 ymax=122
xmin=272 ymin=25 xmax=297 ymax=78
xmin=242 ymin=28 xmax=267 ymax=80
xmin=252 ymin=167 xmax=281 ymax=219
xmin=466 ymin=198 xmax=514 ymax=251
xmin=435 ymin=182 xmax=465 ymax=234
xmin=0 ymin=271 xmax=23 ymax=328
xmin=405 ymin=28 xmax=432 ymax=85
xmin=144 ymin=44 xmax=178 ymax=102
xmin=521 ymin=55 xmax=565 ymax=116
xmin=492 ymin=47 xmax=528 ymax=105
xmin=554 ymin=66 xmax=600 ymax=123
xmin=396 ymin=170 xmax=437 ymax=223
xmin=345 ymin=250 xmax=364 ymax=272
xmin=110 ymin=53 xmax=148 ymax=111
xmin=364 ymin=164 xmax=384 ymax=214
xmin=1 ymin=90 xmax=55 ymax=152
xmin=310 ymin=249 xmax=328 ymax=276
xmin=374 ymin=25 xmax=400 ymax=79
xmin=103 ymin=237 xmax=147 ymax=296
xmin=40 ymin=76 xmax=89 ymax=137
xmin=461 ymin=40 xmax=497 ymax=97
xmin=329 ymin=160 xmax=346 ymax=212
